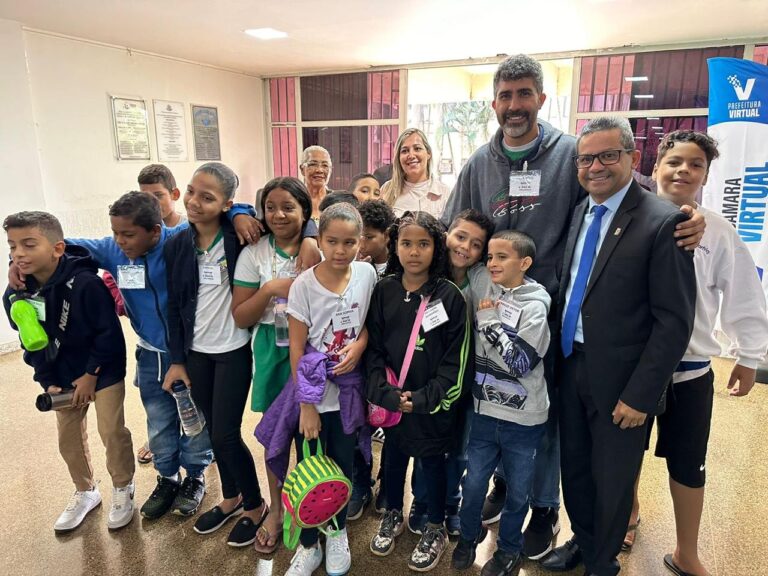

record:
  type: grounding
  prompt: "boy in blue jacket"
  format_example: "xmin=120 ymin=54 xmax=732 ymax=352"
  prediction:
xmin=3 ymin=211 xmax=134 ymax=532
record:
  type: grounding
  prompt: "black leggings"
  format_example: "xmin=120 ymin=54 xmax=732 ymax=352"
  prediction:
xmin=385 ymin=439 xmax=447 ymax=525
xmin=187 ymin=344 xmax=262 ymax=510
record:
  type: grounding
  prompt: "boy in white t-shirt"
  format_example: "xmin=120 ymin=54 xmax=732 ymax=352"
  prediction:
xmin=629 ymin=130 xmax=768 ymax=576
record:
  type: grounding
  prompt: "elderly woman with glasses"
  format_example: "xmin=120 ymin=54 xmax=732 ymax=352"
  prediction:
xmin=381 ymin=128 xmax=452 ymax=220
xmin=299 ymin=146 xmax=334 ymax=221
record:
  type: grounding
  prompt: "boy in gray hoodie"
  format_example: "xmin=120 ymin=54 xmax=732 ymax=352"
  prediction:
xmin=452 ymin=230 xmax=551 ymax=576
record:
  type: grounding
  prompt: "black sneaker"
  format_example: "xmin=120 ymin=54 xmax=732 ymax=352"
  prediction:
xmin=522 ymin=507 xmax=560 ymax=560
xmin=445 ymin=504 xmax=460 ymax=537
xmin=481 ymin=549 xmax=522 ymax=576
xmin=140 ymin=475 xmax=180 ymax=520
xmin=481 ymin=475 xmax=506 ymax=525
xmin=347 ymin=486 xmax=372 ymax=521
xmin=171 ymin=476 xmax=206 ymax=517
xmin=408 ymin=501 xmax=428 ymax=535
xmin=408 ymin=525 xmax=448 ymax=572
xmin=370 ymin=509 xmax=405 ymax=556
xmin=452 ymin=538 xmax=477 ymax=570
xmin=451 ymin=525 xmax=489 ymax=570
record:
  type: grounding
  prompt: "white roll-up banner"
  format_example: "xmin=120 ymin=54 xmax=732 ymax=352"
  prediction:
xmin=703 ymin=57 xmax=768 ymax=298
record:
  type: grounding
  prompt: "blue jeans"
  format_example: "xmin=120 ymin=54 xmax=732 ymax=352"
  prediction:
xmin=385 ymin=439 xmax=447 ymax=525
xmin=495 ymin=360 xmax=561 ymax=509
xmin=460 ymin=413 xmax=544 ymax=554
xmin=412 ymin=404 xmax=473 ymax=510
xmin=134 ymin=346 xmax=213 ymax=478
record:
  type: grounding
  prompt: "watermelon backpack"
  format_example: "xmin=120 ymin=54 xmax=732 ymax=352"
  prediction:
xmin=282 ymin=439 xmax=352 ymax=549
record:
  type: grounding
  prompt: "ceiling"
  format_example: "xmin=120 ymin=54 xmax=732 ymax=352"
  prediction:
xmin=1 ymin=0 xmax=766 ymax=76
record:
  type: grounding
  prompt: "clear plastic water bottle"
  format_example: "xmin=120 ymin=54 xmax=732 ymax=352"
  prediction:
xmin=274 ymin=297 xmax=289 ymax=347
xmin=171 ymin=380 xmax=205 ymax=437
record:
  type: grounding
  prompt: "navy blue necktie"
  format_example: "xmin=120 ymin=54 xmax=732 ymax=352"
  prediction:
xmin=561 ymin=204 xmax=608 ymax=357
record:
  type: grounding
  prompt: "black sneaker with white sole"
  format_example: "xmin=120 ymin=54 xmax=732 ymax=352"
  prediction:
xmin=408 ymin=525 xmax=448 ymax=572
xmin=171 ymin=476 xmax=205 ymax=517
xmin=481 ymin=475 xmax=506 ymax=525
xmin=193 ymin=503 xmax=244 ymax=534
xmin=480 ymin=549 xmax=521 ymax=576
xmin=522 ymin=507 xmax=560 ymax=560
xmin=370 ymin=509 xmax=405 ymax=556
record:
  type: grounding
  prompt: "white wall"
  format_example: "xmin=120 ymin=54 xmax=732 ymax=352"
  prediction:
xmin=408 ymin=68 xmax=472 ymax=104
xmin=0 ymin=22 xmax=268 ymax=349
xmin=0 ymin=20 xmax=47 ymax=351
xmin=24 ymin=30 xmax=267 ymax=237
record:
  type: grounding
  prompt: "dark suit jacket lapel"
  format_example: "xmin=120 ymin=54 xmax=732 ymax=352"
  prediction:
xmin=584 ymin=181 xmax=641 ymax=300
xmin=558 ymin=198 xmax=588 ymax=306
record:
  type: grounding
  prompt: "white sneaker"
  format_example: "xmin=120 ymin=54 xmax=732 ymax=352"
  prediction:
xmin=284 ymin=543 xmax=323 ymax=576
xmin=325 ymin=527 xmax=351 ymax=575
xmin=108 ymin=480 xmax=135 ymax=530
xmin=54 ymin=487 xmax=102 ymax=532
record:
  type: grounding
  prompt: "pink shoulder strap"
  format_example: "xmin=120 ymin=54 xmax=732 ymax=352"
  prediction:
xmin=398 ymin=295 xmax=430 ymax=387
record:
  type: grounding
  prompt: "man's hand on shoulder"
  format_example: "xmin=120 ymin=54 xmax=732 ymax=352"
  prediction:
xmin=674 ymin=204 xmax=706 ymax=251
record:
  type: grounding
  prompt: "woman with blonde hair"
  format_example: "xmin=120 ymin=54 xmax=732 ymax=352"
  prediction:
xmin=381 ymin=128 xmax=451 ymax=219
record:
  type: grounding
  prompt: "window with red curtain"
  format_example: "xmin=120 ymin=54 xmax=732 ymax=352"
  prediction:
xmin=578 ymin=46 xmax=745 ymax=113
xmin=269 ymin=77 xmax=298 ymax=178
xmin=576 ymin=116 xmax=709 ymax=189
xmin=754 ymin=45 xmax=768 ymax=66
xmin=269 ymin=72 xmax=400 ymax=187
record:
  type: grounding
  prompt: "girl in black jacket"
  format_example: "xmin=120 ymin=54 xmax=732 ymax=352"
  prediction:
xmin=366 ymin=211 xmax=471 ymax=572
xmin=163 ymin=163 xmax=266 ymax=548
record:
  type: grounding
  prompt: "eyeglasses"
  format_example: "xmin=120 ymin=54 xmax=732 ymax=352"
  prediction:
xmin=573 ymin=149 xmax=633 ymax=169
xmin=304 ymin=161 xmax=332 ymax=171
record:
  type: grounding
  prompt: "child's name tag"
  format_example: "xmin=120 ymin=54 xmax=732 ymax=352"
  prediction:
xmin=28 ymin=297 xmax=46 ymax=321
xmin=422 ymin=299 xmax=449 ymax=333
xmin=509 ymin=170 xmax=541 ymax=197
xmin=332 ymin=308 xmax=360 ymax=332
xmin=199 ymin=264 xmax=223 ymax=285
xmin=117 ymin=265 xmax=146 ymax=289
xmin=498 ymin=300 xmax=522 ymax=328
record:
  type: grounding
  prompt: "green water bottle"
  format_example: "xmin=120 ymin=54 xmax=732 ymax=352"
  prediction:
xmin=9 ymin=297 xmax=48 ymax=352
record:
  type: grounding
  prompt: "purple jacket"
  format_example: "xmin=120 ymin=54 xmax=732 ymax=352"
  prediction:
xmin=254 ymin=343 xmax=371 ymax=481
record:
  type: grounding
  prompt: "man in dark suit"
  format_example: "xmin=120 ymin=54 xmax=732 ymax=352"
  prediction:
xmin=540 ymin=116 xmax=696 ymax=576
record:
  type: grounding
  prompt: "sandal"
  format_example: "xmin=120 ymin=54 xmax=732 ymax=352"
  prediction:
xmin=622 ymin=514 xmax=641 ymax=551
xmin=253 ymin=515 xmax=281 ymax=554
xmin=137 ymin=443 xmax=153 ymax=464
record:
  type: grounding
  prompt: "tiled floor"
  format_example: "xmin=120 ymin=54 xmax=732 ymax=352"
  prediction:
xmin=1 ymin=323 xmax=766 ymax=576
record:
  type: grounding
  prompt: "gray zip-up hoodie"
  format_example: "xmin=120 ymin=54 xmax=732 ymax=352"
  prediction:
xmin=442 ymin=121 xmax=584 ymax=300
xmin=469 ymin=266 xmax=551 ymax=426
